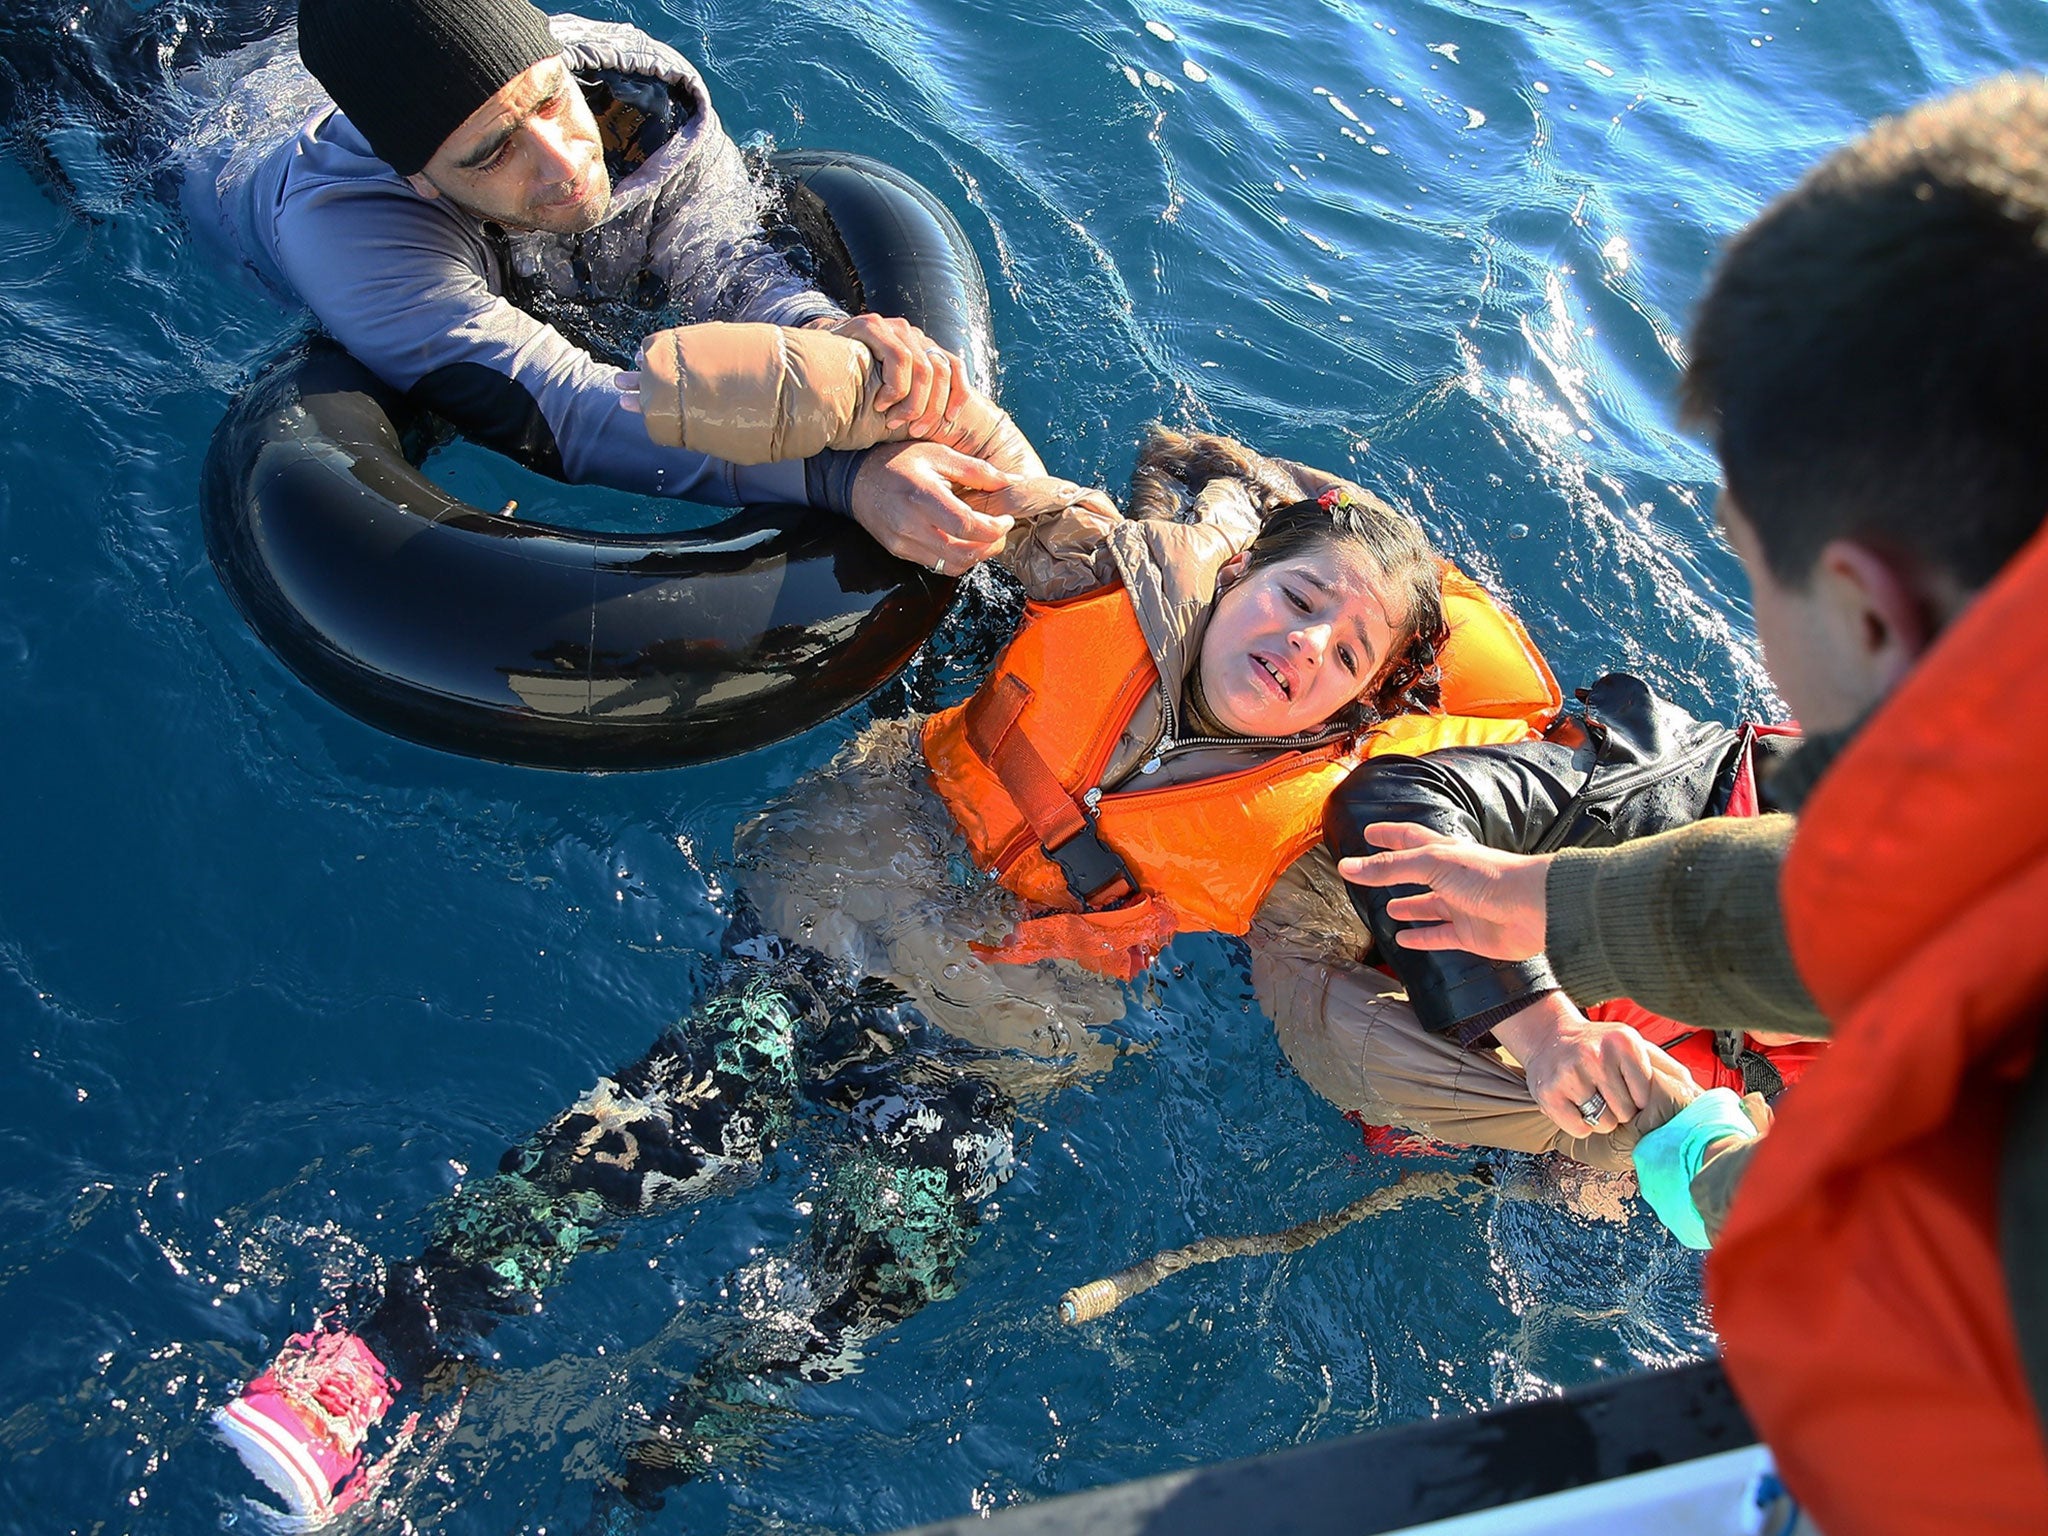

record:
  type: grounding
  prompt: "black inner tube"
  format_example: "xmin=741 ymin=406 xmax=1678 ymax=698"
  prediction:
xmin=202 ymin=151 xmax=996 ymax=771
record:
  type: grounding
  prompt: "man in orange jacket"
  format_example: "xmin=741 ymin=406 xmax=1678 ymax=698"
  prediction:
xmin=1338 ymin=75 xmax=2048 ymax=1535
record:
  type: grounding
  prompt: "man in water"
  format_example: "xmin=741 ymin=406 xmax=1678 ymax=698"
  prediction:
xmin=1337 ymin=75 xmax=2048 ymax=1534
xmin=180 ymin=0 xmax=1014 ymax=574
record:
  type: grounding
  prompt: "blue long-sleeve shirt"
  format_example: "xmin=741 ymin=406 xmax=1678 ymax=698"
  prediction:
xmin=179 ymin=14 xmax=861 ymax=512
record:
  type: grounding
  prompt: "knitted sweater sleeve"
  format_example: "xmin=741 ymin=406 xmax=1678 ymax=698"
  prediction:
xmin=1545 ymin=814 xmax=1829 ymax=1036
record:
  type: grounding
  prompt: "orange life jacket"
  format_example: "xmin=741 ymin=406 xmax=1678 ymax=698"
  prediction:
xmin=1710 ymin=525 xmax=2048 ymax=1536
xmin=921 ymin=564 xmax=1562 ymax=978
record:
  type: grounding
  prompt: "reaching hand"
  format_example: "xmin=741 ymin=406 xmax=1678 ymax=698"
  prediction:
xmin=814 ymin=314 xmax=969 ymax=437
xmin=1628 ymin=1081 xmax=1773 ymax=1246
xmin=1336 ymin=822 xmax=1551 ymax=961
xmin=1619 ymin=1058 xmax=1705 ymax=1140
xmin=850 ymin=440 xmax=1015 ymax=575
xmin=1493 ymin=993 xmax=1695 ymax=1138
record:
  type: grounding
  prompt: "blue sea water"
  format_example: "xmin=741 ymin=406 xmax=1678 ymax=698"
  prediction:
xmin=2 ymin=0 xmax=2044 ymax=1531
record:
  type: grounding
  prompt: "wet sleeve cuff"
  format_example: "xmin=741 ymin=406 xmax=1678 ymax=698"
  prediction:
xmin=1633 ymin=1087 xmax=1759 ymax=1249
xmin=804 ymin=448 xmax=865 ymax=517
xmin=1444 ymin=988 xmax=1562 ymax=1051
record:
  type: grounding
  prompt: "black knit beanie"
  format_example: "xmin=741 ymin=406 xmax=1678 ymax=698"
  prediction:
xmin=298 ymin=0 xmax=563 ymax=176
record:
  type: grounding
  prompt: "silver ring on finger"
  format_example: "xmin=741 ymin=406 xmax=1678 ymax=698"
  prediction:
xmin=1577 ymin=1093 xmax=1608 ymax=1124
xmin=931 ymin=556 xmax=947 ymax=574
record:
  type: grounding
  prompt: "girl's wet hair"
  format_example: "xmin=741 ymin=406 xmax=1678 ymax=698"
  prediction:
xmin=1127 ymin=427 xmax=1448 ymax=729
xmin=1242 ymin=490 xmax=1448 ymax=727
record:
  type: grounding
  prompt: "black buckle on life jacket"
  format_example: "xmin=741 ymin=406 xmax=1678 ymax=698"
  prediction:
xmin=1712 ymin=1029 xmax=1788 ymax=1100
xmin=1045 ymin=821 xmax=1139 ymax=909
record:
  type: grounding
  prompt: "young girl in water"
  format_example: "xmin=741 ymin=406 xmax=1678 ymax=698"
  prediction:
xmin=214 ymin=328 xmax=1551 ymax=1522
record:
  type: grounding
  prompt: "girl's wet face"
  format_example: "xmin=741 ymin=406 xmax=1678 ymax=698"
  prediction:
xmin=1197 ymin=545 xmax=1399 ymax=737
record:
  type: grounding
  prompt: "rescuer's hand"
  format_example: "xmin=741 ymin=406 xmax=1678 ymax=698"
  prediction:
xmin=1337 ymin=822 xmax=1551 ymax=962
xmin=1632 ymin=1086 xmax=1771 ymax=1247
xmin=850 ymin=440 xmax=1015 ymax=576
xmin=811 ymin=313 xmax=969 ymax=437
xmin=1493 ymin=992 xmax=1691 ymax=1138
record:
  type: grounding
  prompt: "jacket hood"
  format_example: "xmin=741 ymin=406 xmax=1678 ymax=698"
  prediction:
xmin=549 ymin=13 xmax=700 ymax=90
xmin=1714 ymin=520 xmax=2048 ymax=1536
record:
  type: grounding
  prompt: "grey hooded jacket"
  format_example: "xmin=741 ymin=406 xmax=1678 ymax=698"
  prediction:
xmin=180 ymin=14 xmax=853 ymax=509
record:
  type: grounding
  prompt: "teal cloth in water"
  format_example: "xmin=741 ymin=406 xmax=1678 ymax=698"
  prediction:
xmin=1633 ymin=1087 xmax=1758 ymax=1250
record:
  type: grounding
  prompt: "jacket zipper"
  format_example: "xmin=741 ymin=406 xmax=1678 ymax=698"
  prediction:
xmin=1529 ymin=728 xmax=1734 ymax=855
xmin=1081 ymin=686 xmax=1350 ymax=809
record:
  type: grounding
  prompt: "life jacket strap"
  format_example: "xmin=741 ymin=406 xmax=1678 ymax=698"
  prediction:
xmin=1044 ymin=828 xmax=1140 ymax=910
xmin=963 ymin=672 xmax=1139 ymax=908
xmin=1724 ymin=724 xmax=1762 ymax=817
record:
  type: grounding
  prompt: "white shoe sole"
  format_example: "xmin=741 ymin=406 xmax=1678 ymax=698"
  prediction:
xmin=214 ymin=1398 xmax=335 ymax=1520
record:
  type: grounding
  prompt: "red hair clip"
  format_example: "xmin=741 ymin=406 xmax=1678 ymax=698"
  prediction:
xmin=1317 ymin=487 xmax=1355 ymax=511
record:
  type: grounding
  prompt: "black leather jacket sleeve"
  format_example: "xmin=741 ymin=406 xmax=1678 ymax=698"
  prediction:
xmin=1323 ymin=674 xmax=1751 ymax=1045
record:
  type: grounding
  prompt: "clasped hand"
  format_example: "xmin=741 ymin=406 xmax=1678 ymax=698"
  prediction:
xmin=808 ymin=316 xmax=1015 ymax=573
xmin=849 ymin=440 xmax=1015 ymax=574
xmin=616 ymin=315 xmax=1015 ymax=576
xmin=810 ymin=313 xmax=968 ymax=438
xmin=1492 ymin=993 xmax=1695 ymax=1138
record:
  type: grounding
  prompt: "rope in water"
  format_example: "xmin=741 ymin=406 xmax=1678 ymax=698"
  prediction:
xmin=1057 ymin=1168 xmax=1487 ymax=1325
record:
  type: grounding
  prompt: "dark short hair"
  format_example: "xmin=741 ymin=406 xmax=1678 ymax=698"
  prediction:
xmin=1680 ymin=74 xmax=2048 ymax=591
xmin=1243 ymin=492 xmax=1448 ymax=724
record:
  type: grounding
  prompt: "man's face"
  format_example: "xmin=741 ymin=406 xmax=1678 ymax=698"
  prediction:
xmin=1719 ymin=494 xmax=1896 ymax=735
xmin=408 ymin=58 xmax=612 ymax=234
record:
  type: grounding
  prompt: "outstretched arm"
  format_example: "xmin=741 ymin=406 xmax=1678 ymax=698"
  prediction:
xmin=623 ymin=320 xmax=1084 ymax=573
xmin=1341 ymin=814 xmax=1825 ymax=1036
xmin=275 ymin=188 xmax=839 ymax=508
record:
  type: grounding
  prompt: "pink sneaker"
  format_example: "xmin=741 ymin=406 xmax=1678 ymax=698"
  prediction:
xmin=214 ymin=1329 xmax=398 ymax=1519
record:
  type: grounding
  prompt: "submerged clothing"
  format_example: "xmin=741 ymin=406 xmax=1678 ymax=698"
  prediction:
xmin=1711 ymin=524 xmax=2048 ymax=1536
xmin=738 ymin=712 xmax=1131 ymax=1092
xmin=1250 ymin=677 xmax=1813 ymax=1170
xmin=1250 ymin=860 xmax=1639 ymax=1171
xmin=179 ymin=14 xmax=850 ymax=509
xmin=738 ymin=468 xmax=1280 ymax=1080
xmin=353 ymin=956 xmax=1018 ymax=1512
